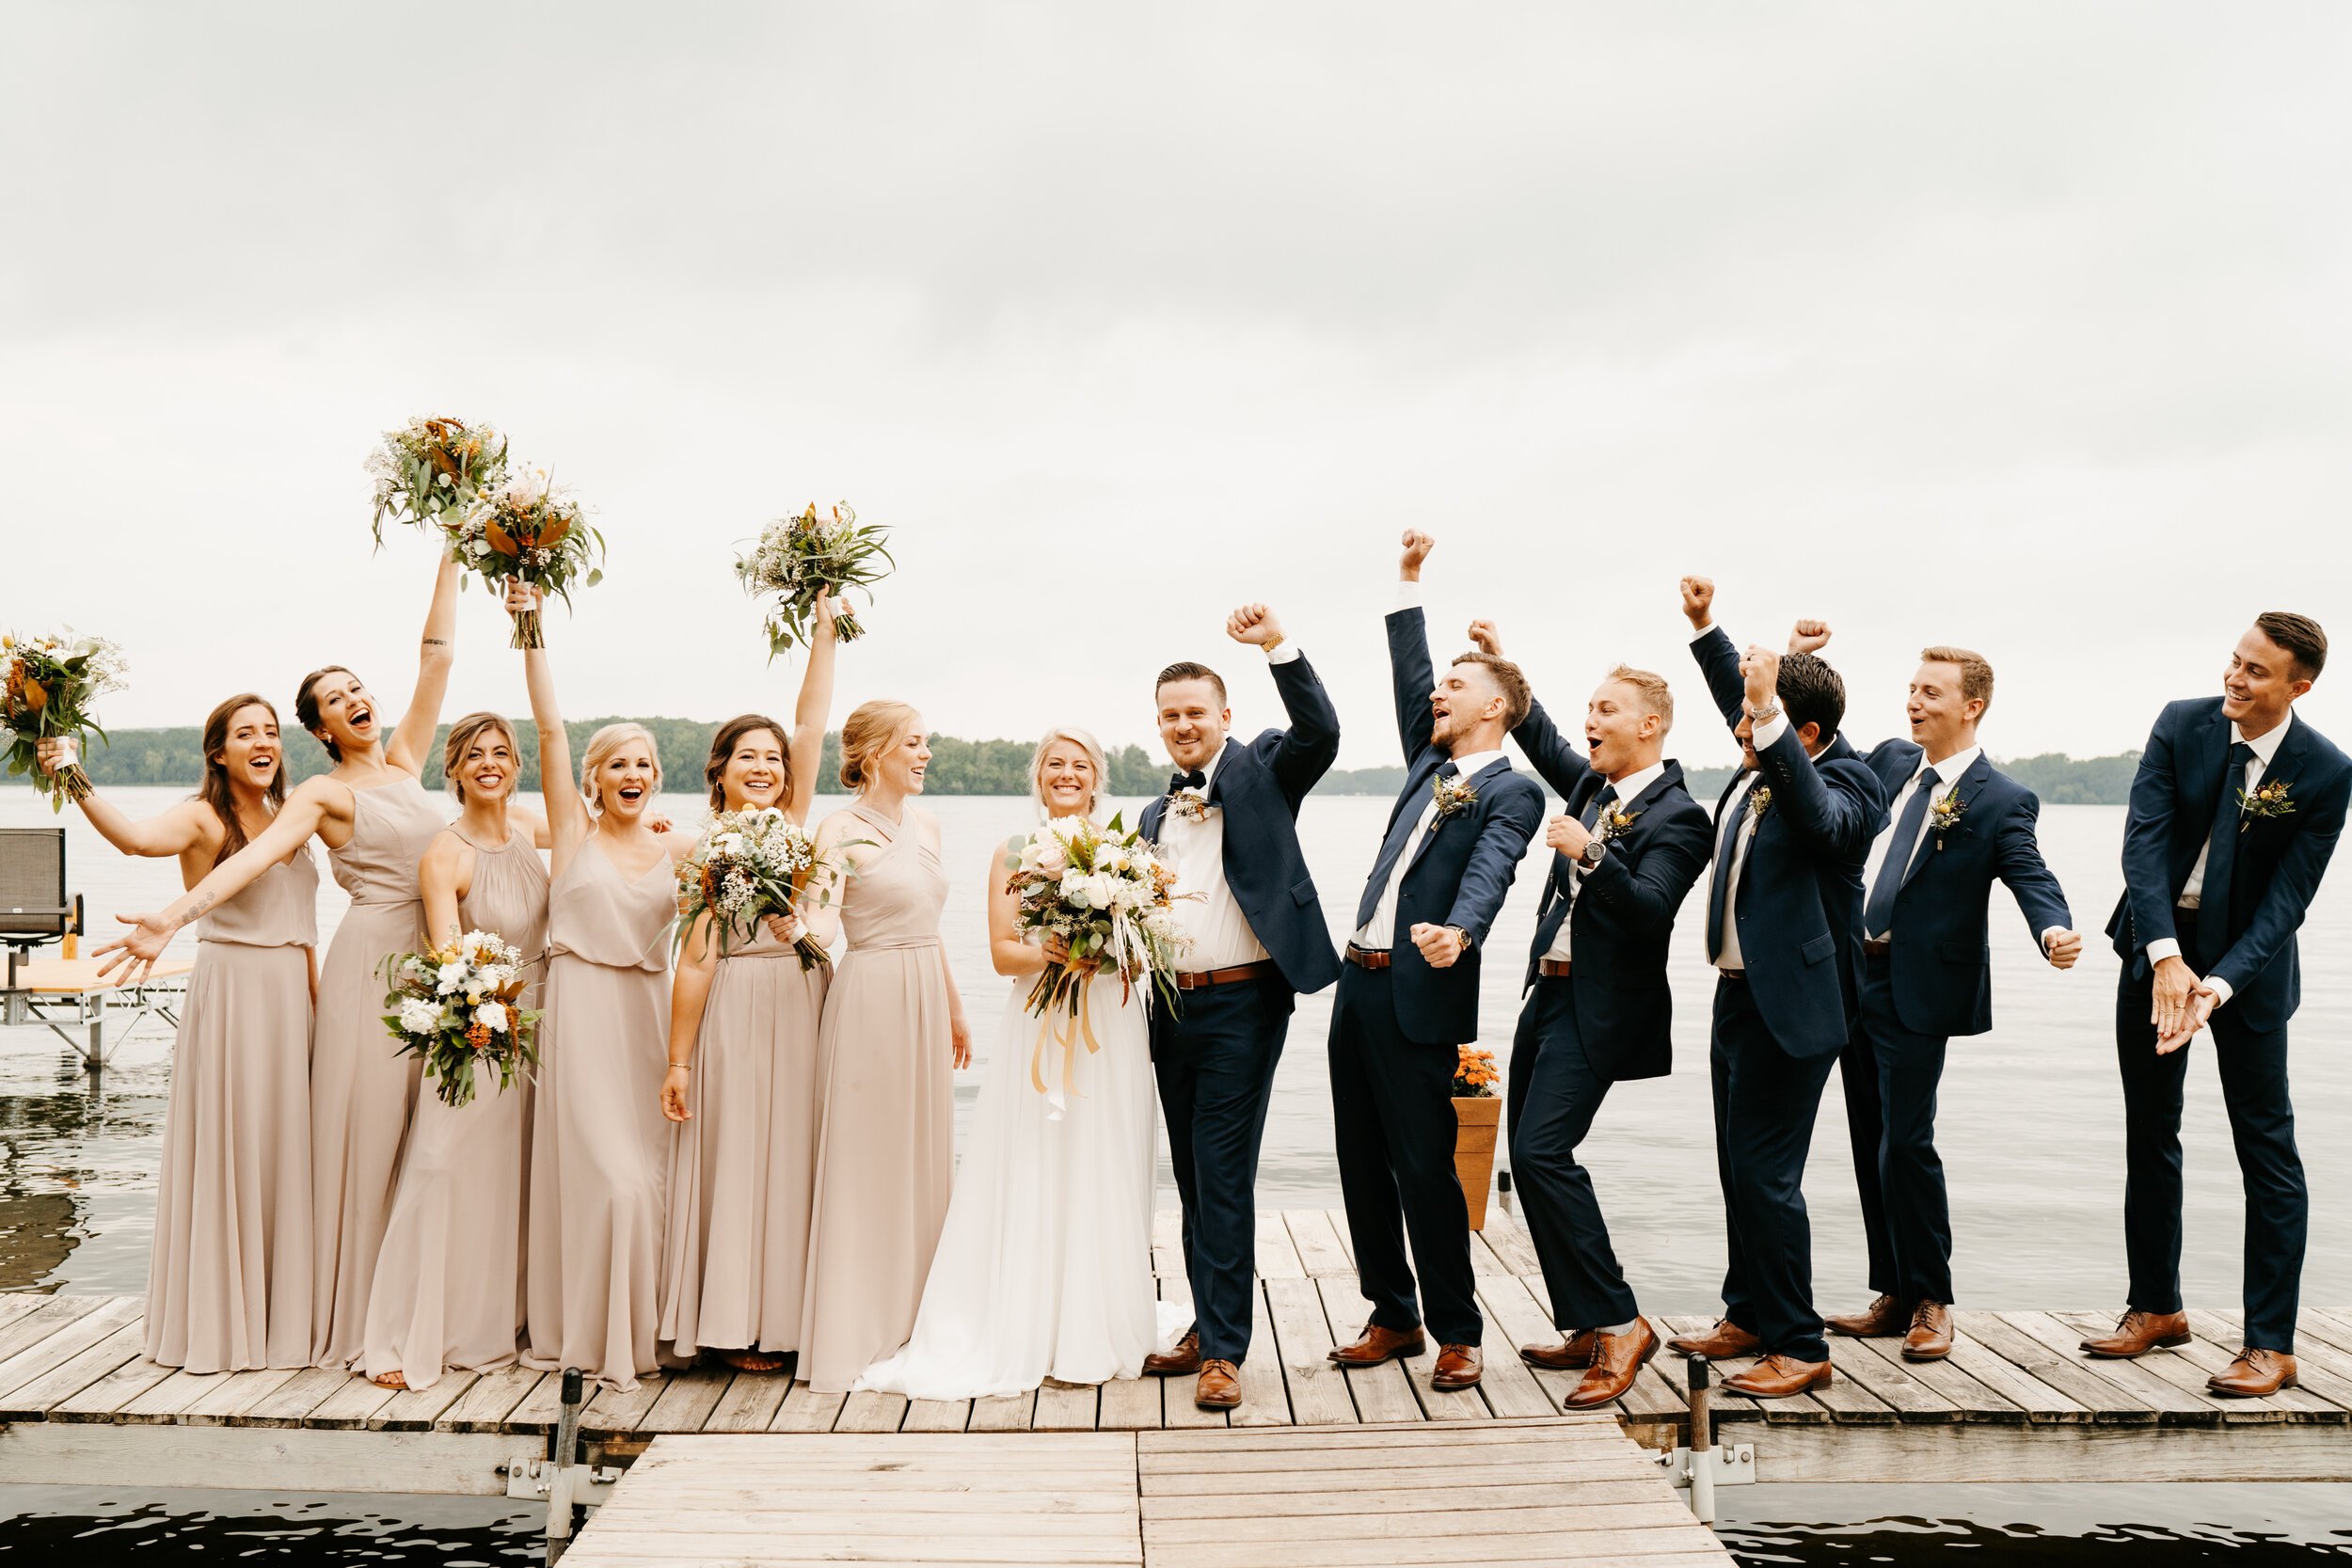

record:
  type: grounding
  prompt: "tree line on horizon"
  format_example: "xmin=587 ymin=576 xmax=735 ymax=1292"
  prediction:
xmin=51 ymin=721 xmax=2145 ymax=804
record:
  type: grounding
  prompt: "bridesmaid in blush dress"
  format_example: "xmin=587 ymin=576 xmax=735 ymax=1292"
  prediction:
xmin=797 ymin=701 xmax=974 ymax=1393
xmin=658 ymin=594 xmax=842 ymax=1375
xmin=100 ymin=555 xmax=469 ymax=1369
xmin=360 ymin=707 xmax=549 ymax=1390
xmin=45 ymin=697 xmax=317 ymax=1372
xmin=517 ymin=600 xmax=693 ymax=1391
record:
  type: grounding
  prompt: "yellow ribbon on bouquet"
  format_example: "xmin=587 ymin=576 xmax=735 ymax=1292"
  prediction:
xmin=1029 ymin=966 xmax=1105 ymax=1111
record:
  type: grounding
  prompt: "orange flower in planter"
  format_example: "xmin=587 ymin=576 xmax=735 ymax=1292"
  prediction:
xmin=1453 ymin=1045 xmax=1499 ymax=1098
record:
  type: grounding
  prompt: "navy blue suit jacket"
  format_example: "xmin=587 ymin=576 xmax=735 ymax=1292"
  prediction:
xmin=1139 ymin=652 xmax=1344 ymax=1002
xmin=2106 ymin=697 xmax=2352 ymax=1034
xmin=1693 ymin=627 xmax=1889 ymax=1059
xmin=1510 ymin=697 xmax=1713 ymax=1082
xmin=1861 ymin=742 xmax=2072 ymax=1038
xmin=1357 ymin=607 xmax=1545 ymax=1046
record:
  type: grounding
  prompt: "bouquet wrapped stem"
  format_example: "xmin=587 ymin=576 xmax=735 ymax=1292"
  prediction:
xmin=2 ymin=631 xmax=127 ymax=813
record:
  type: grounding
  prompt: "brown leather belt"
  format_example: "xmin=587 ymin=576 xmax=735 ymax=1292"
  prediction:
xmin=1718 ymin=968 xmax=1746 ymax=982
xmin=1173 ymin=960 xmax=1277 ymax=990
xmin=1862 ymin=937 xmax=1893 ymax=958
xmin=1537 ymin=958 xmax=1573 ymax=979
xmin=1344 ymin=944 xmax=1392 ymax=972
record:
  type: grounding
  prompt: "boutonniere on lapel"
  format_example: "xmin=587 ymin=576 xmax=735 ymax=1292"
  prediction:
xmin=2239 ymin=779 xmax=2295 ymax=831
xmin=1597 ymin=805 xmax=1642 ymax=846
xmin=1168 ymin=790 xmax=1213 ymax=824
xmin=1746 ymin=784 xmax=1772 ymax=823
xmin=1432 ymin=772 xmax=1480 ymax=820
xmin=1929 ymin=790 xmax=1966 ymax=848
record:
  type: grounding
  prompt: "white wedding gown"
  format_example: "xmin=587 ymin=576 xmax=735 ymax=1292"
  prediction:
xmin=856 ymin=900 xmax=1184 ymax=1399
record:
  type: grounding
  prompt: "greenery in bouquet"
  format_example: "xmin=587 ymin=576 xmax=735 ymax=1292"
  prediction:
xmin=675 ymin=806 xmax=843 ymax=969
xmin=446 ymin=465 xmax=604 ymax=648
xmin=380 ymin=930 xmax=542 ymax=1109
xmin=1 ymin=629 xmax=126 ymax=811
xmin=1003 ymin=813 xmax=1188 ymax=1022
xmin=735 ymin=501 xmax=892 ymax=659
xmin=367 ymin=415 xmax=507 ymax=544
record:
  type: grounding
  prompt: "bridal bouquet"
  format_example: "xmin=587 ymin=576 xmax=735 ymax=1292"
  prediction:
xmin=2 ymin=630 xmax=127 ymax=811
xmin=675 ymin=806 xmax=837 ymax=969
xmin=735 ymin=501 xmax=893 ymax=658
xmin=445 ymin=465 xmax=605 ymax=648
xmin=379 ymin=930 xmax=541 ymax=1109
xmin=367 ymin=415 xmax=508 ymax=544
xmin=1006 ymin=812 xmax=1187 ymax=1016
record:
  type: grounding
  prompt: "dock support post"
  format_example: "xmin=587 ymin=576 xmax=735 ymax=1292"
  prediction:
xmin=1686 ymin=1355 xmax=1715 ymax=1524
xmin=545 ymin=1368 xmax=585 ymax=1560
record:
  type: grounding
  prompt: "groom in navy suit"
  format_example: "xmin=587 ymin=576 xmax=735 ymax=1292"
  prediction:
xmin=1780 ymin=624 xmax=2079 ymax=1363
xmin=1138 ymin=602 xmax=1342 ymax=1412
xmin=1326 ymin=531 xmax=1545 ymax=1396
xmin=2083 ymin=611 xmax=2349 ymax=1398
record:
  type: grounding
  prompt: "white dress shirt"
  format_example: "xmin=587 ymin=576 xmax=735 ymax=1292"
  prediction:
xmin=1716 ymin=772 xmax=1766 ymax=971
xmin=1157 ymin=744 xmax=1273 ymax=973
xmin=2144 ymin=710 xmax=2294 ymax=1007
xmin=1861 ymin=745 xmax=1980 ymax=942
xmin=1353 ymin=746 xmax=1506 ymax=951
xmin=1542 ymin=760 xmax=1666 ymax=963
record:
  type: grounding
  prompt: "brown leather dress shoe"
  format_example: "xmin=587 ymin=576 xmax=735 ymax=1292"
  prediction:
xmin=1518 ymin=1330 xmax=1597 ymax=1370
xmin=1328 ymin=1322 xmax=1427 ymax=1368
xmin=2078 ymin=1308 xmax=2190 ymax=1358
xmin=1142 ymin=1328 xmax=1201 ymax=1377
xmin=1826 ymin=1293 xmax=1912 ymax=1338
xmin=1665 ymin=1319 xmax=1762 ymax=1359
xmin=1194 ymin=1358 xmax=1242 ymax=1409
xmin=1563 ymin=1320 xmax=1659 ymax=1410
xmin=1430 ymin=1344 xmax=1483 ymax=1391
xmin=1721 ymin=1353 xmax=1832 ymax=1398
xmin=1901 ymin=1301 xmax=1953 ymax=1363
xmin=2206 ymin=1348 xmax=2298 ymax=1398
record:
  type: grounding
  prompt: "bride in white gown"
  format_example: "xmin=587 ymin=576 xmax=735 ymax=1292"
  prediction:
xmin=857 ymin=726 xmax=1184 ymax=1399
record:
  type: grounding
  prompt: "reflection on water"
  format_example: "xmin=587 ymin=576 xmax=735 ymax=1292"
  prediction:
xmin=0 ymin=1488 xmax=541 ymax=1562
xmin=1720 ymin=1483 xmax=2352 ymax=1563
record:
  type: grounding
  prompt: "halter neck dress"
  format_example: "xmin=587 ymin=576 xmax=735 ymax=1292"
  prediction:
xmin=310 ymin=774 xmax=443 ymax=1366
xmin=796 ymin=802 xmax=955 ymax=1392
xmin=523 ymin=832 xmax=679 ymax=1390
xmin=145 ymin=843 xmax=319 ymax=1372
xmin=361 ymin=826 xmax=549 ymax=1388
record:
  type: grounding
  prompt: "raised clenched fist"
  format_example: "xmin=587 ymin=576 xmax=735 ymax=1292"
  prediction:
xmin=1680 ymin=575 xmax=1715 ymax=630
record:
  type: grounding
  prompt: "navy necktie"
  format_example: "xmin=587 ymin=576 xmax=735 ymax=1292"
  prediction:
xmin=1864 ymin=765 xmax=1939 ymax=937
xmin=1552 ymin=784 xmax=1616 ymax=906
xmin=1705 ymin=775 xmax=1760 ymax=964
xmin=2201 ymin=740 xmax=2257 ymax=939
xmin=1356 ymin=759 xmax=1457 ymax=932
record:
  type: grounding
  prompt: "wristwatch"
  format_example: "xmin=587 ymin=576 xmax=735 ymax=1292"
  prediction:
xmin=1579 ymin=838 xmax=1606 ymax=870
xmin=1446 ymin=925 xmax=1473 ymax=951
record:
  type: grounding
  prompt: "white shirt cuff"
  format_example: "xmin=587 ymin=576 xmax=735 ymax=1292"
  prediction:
xmin=1689 ymin=623 xmax=1716 ymax=644
xmin=2144 ymin=937 xmax=2182 ymax=965
xmin=1752 ymin=710 xmax=1789 ymax=752
xmin=1265 ymin=642 xmax=1302 ymax=665
xmin=1392 ymin=579 xmax=1423 ymax=611
xmin=2205 ymin=974 xmax=2233 ymax=1007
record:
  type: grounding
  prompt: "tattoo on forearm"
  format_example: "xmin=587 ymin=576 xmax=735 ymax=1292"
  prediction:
xmin=183 ymin=894 xmax=215 ymax=922
xmin=421 ymin=638 xmax=450 ymax=647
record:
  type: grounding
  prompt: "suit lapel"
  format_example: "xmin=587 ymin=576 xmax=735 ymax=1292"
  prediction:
xmin=1204 ymin=736 xmax=1243 ymax=807
xmin=1900 ymin=752 xmax=1992 ymax=890
xmin=1407 ymin=755 xmax=1510 ymax=875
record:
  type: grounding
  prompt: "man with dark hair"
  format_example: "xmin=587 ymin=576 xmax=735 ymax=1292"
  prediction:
xmin=1666 ymin=576 xmax=1888 ymax=1398
xmin=1783 ymin=624 xmax=2079 ymax=1363
xmin=1138 ymin=604 xmax=1342 ymax=1412
xmin=1325 ymin=530 xmax=1544 ymax=1396
xmin=2086 ymin=611 xmax=2350 ymax=1397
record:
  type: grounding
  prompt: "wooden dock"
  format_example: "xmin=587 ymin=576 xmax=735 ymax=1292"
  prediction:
xmin=4 ymin=1208 xmax=2351 ymax=1504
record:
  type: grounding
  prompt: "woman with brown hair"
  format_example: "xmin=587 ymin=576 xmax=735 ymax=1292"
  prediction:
xmin=359 ymin=707 xmax=550 ymax=1390
xmin=99 ymin=555 xmax=467 ymax=1368
xmin=658 ymin=594 xmax=842 ymax=1374
xmin=41 ymin=695 xmax=318 ymax=1371
xmin=796 ymin=699 xmax=973 ymax=1392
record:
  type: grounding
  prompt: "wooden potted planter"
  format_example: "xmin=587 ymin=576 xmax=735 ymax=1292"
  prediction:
xmin=1453 ymin=1046 xmax=1501 ymax=1231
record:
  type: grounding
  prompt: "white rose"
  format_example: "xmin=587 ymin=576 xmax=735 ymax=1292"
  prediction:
xmin=399 ymin=998 xmax=441 ymax=1035
xmin=435 ymin=962 xmax=468 ymax=995
xmin=503 ymin=467 xmax=549 ymax=507
xmin=476 ymin=1000 xmax=509 ymax=1034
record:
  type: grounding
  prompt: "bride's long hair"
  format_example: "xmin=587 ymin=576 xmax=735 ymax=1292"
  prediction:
xmin=1028 ymin=725 xmax=1110 ymax=822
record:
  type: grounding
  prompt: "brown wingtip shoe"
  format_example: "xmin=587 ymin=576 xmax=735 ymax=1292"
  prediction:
xmin=1142 ymin=1328 xmax=1201 ymax=1377
xmin=1518 ymin=1330 xmax=1597 ymax=1370
xmin=1901 ymin=1300 xmax=1954 ymax=1363
xmin=1720 ymin=1353 xmax=1832 ymax=1399
xmin=1665 ymin=1319 xmax=1763 ymax=1359
xmin=1826 ymin=1293 xmax=1912 ymax=1338
xmin=1430 ymin=1344 xmax=1483 ymax=1391
xmin=1563 ymin=1320 xmax=1661 ymax=1410
xmin=1194 ymin=1358 xmax=1242 ymax=1410
xmin=2079 ymin=1308 xmax=2191 ymax=1359
xmin=1328 ymin=1322 xmax=1427 ymax=1368
xmin=2206 ymin=1348 xmax=2298 ymax=1398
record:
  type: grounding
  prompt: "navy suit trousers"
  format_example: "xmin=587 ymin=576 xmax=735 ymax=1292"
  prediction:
xmin=1711 ymin=977 xmax=1838 ymax=1363
xmin=2114 ymin=919 xmax=2307 ymax=1353
xmin=1508 ymin=977 xmax=1638 ymax=1330
xmin=1329 ymin=963 xmax=1482 ymax=1346
xmin=1848 ymin=956 xmax=1955 ymax=1305
xmin=1154 ymin=978 xmax=1286 ymax=1363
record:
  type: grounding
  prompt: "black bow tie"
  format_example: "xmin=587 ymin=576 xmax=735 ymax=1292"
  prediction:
xmin=1169 ymin=769 xmax=1207 ymax=795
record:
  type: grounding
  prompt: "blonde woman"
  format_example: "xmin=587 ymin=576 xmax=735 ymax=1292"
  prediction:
xmin=796 ymin=701 xmax=971 ymax=1392
xmin=516 ymin=594 xmax=692 ymax=1390
xmin=858 ymin=728 xmax=1182 ymax=1400
xmin=360 ymin=711 xmax=550 ymax=1390
xmin=658 ymin=593 xmax=842 ymax=1374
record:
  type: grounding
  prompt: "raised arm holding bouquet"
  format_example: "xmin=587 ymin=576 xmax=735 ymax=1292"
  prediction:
xmin=443 ymin=464 xmax=604 ymax=648
xmin=736 ymin=501 xmax=893 ymax=656
xmin=368 ymin=415 xmax=506 ymax=544
xmin=3 ymin=629 xmax=127 ymax=809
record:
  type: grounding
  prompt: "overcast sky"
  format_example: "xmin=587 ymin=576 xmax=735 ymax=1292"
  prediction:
xmin=7 ymin=3 xmax=2348 ymax=775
